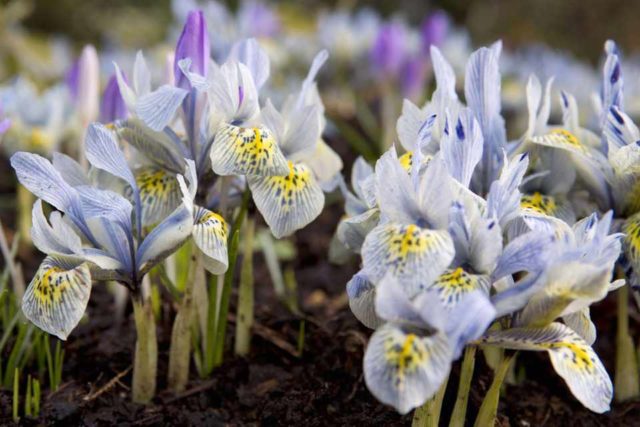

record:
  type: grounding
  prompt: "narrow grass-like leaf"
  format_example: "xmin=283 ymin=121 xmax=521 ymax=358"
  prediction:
xmin=474 ymin=353 xmax=515 ymax=427
xmin=449 ymin=346 xmax=477 ymax=427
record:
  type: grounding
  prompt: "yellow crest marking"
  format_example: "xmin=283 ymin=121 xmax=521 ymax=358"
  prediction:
xmin=389 ymin=224 xmax=431 ymax=260
xmin=432 ymin=268 xmax=482 ymax=308
xmin=196 ymin=209 xmax=227 ymax=238
xmin=262 ymin=161 xmax=313 ymax=212
xmin=34 ymin=265 xmax=69 ymax=307
xmin=547 ymin=341 xmax=596 ymax=373
xmin=521 ymin=192 xmax=557 ymax=215
xmin=384 ymin=333 xmax=428 ymax=382
xmin=399 ymin=151 xmax=413 ymax=172
xmin=623 ymin=213 xmax=640 ymax=267
xmin=214 ymin=125 xmax=286 ymax=175
xmin=550 ymin=129 xmax=581 ymax=149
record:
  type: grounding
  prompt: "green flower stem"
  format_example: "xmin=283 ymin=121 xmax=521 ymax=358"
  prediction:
xmin=168 ymin=249 xmax=203 ymax=393
xmin=132 ymin=297 xmax=157 ymax=404
xmin=212 ymin=187 xmax=251 ymax=367
xmin=615 ymin=284 xmax=640 ymax=401
xmin=412 ymin=374 xmax=449 ymax=427
xmin=449 ymin=346 xmax=477 ymax=427
xmin=474 ymin=352 xmax=515 ymax=427
xmin=234 ymin=217 xmax=255 ymax=356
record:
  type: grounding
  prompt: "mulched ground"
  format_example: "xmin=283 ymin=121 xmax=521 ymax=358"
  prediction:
xmin=1 ymin=144 xmax=640 ymax=426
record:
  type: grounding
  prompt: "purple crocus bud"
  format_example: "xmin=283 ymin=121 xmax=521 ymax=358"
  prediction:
xmin=0 ymin=102 xmax=10 ymax=135
xmin=421 ymin=10 xmax=449 ymax=50
xmin=100 ymin=74 xmax=128 ymax=123
xmin=174 ymin=10 xmax=210 ymax=90
xmin=401 ymin=57 xmax=427 ymax=100
xmin=65 ymin=60 xmax=80 ymax=101
xmin=370 ymin=22 xmax=408 ymax=78
xmin=239 ymin=1 xmax=280 ymax=38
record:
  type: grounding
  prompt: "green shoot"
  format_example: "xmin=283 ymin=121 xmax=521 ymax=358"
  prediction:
xmin=25 ymin=374 xmax=32 ymax=417
xmin=44 ymin=336 xmax=64 ymax=392
xmin=615 ymin=285 xmax=640 ymax=401
xmin=235 ymin=218 xmax=255 ymax=356
xmin=213 ymin=229 xmax=241 ymax=366
xmin=132 ymin=298 xmax=158 ymax=403
xmin=283 ymin=267 xmax=300 ymax=315
xmin=168 ymin=249 xmax=203 ymax=393
xmin=12 ymin=368 xmax=19 ymax=422
xmin=297 ymin=320 xmax=306 ymax=356
xmin=208 ymin=187 xmax=251 ymax=370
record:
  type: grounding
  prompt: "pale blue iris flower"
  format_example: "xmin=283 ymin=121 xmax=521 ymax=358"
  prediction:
xmin=11 ymin=122 xmax=228 ymax=339
xmin=343 ymin=41 xmax=622 ymax=415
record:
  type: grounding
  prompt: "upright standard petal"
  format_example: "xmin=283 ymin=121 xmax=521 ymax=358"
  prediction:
xmin=600 ymin=40 xmax=623 ymax=124
xmin=136 ymin=85 xmax=189 ymax=132
xmin=440 ymin=108 xmax=483 ymax=188
xmin=85 ymin=123 xmax=137 ymax=190
xmin=465 ymin=42 xmax=506 ymax=189
xmin=486 ymin=152 xmax=529 ymax=228
xmin=248 ymin=162 xmax=324 ymax=238
xmin=22 ymin=256 xmax=92 ymax=340
xmin=228 ymin=38 xmax=270 ymax=90
xmin=604 ymin=106 xmax=639 ymax=150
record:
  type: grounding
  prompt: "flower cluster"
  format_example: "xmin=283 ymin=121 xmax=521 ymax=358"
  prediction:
xmin=11 ymin=9 xmax=341 ymax=341
xmin=337 ymin=40 xmax=629 ymax=414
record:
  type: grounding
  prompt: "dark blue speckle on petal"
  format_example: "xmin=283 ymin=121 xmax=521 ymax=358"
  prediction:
xmin=456 ymin=118 xmax=465 ymax=140
xmin=611 ymin=63 xmax=621 ymax=84
xmin=611 ymin=106 xmax=624 ymax=124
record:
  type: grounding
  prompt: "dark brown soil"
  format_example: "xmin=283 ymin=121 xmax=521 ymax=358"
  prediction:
xmin=1 ymin=147 xmax=640 ymax=427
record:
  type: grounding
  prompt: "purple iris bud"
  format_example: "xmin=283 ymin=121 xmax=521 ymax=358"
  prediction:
xmin=370 ymin=22 xmax=408 ymax=77
xmin=174 ymin=10 xmax=210 ymax=90
xmin=401 ymin=57 xmax=427 ymax=100
xmin=65 ymin=60 xmax=80 ymax=101
xmin=239 ymin=1 xmax=280 ymax=38
xmin=0 ymin=102 xmax=10 ymax=135
xmin=100 ymin=74 xmax=128 ymax=123
xmin=420 ymin=10 xmax=449 ymax=50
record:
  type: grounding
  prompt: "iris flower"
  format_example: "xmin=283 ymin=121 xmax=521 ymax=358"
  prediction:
xmin=11 ymin=123 xmax=228 ymax=339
